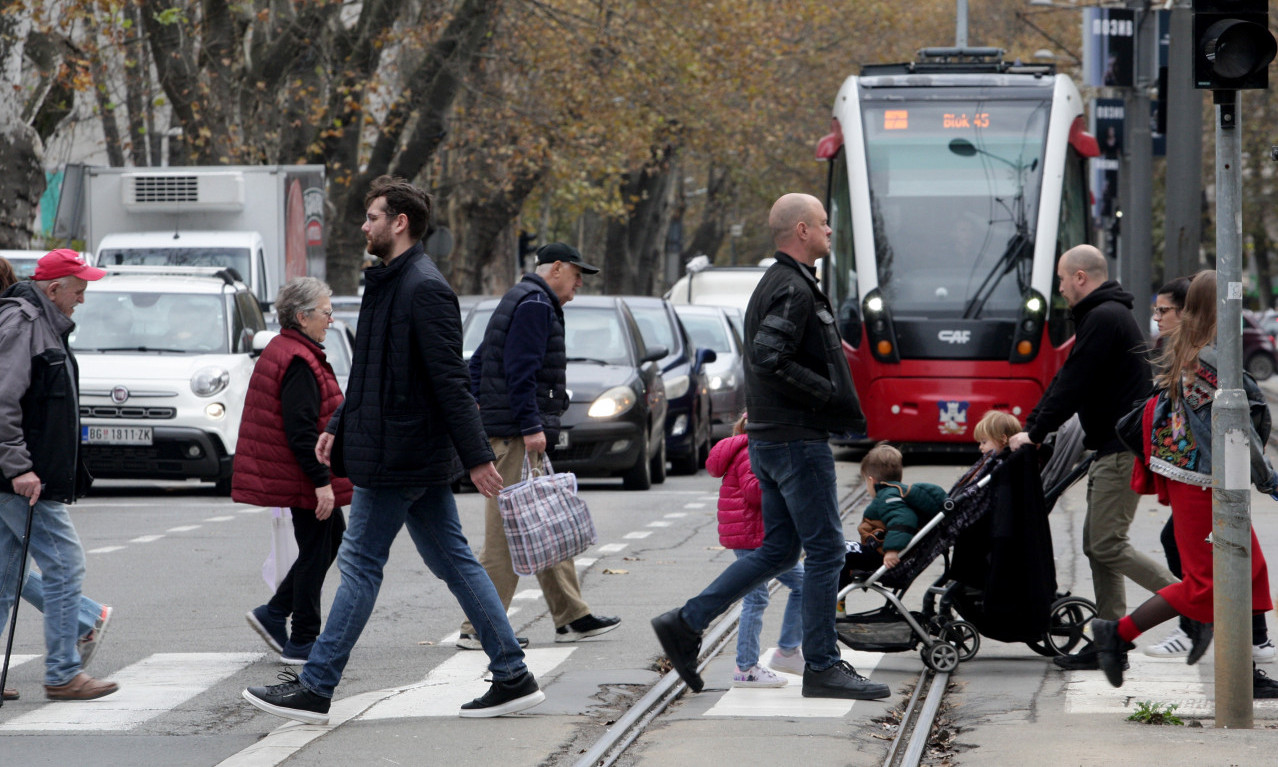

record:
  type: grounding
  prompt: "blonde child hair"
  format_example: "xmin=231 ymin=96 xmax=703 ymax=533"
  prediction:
xmin=859 ymin=442 xmax=903 ymax=485
xmin=973 ymin=410 xmax=1020 ymax=450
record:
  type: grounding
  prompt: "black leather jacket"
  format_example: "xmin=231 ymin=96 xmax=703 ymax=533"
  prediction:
xmin=329 ymin=244 xmax=495 ymax=486
xmin=743 ymin=251 xmax=864 ymax=433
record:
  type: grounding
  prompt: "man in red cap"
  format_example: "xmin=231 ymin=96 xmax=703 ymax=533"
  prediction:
xmin=0 ymin=249 xmax=118 ymax=701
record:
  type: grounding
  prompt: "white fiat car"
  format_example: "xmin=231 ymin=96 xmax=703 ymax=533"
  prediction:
xmin=71 ymin=266 xmax=272 ymax=493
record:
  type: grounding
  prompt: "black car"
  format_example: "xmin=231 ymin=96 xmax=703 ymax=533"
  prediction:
xmin=461 ymin=296 xmax=669 ymax=490
xmin=622 ymin=296 xmax=716 ymax=475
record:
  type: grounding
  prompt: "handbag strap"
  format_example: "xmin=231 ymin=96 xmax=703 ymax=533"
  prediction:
xmin=521 ymin=451 xmax=552 ymax=480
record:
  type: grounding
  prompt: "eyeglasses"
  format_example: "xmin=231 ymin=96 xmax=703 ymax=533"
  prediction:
xmin=1152 ymin=306 xmax=1179 ymax=317
xmin=308 ymin=309 xmax=333 ymax=318
xmin=365 ymin=211 xmax=389 ymax=223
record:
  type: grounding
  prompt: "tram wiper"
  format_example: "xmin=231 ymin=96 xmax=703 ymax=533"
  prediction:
xmin=962 ymin=231 xmax=1031 ymax=320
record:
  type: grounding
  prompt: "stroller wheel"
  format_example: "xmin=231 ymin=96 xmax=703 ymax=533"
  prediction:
xmin=1032 ymin=595 xmax=1098 ymax=657
xmin=940 ymin=621 xmax=981 ymax=662
xmin=922 ymin=641 xmax=960 ymax=672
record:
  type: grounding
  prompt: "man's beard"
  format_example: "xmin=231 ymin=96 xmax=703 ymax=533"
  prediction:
xmin=366 ymin=232 xmax=391 ymax=260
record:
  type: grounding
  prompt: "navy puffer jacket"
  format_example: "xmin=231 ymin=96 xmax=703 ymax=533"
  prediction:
xmin=328 ymin=244 xmax=495 ymax=486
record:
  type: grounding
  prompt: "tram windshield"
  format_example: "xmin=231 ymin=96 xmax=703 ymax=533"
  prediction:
xmin=860 ymin=94 xmax=1049 ymax=320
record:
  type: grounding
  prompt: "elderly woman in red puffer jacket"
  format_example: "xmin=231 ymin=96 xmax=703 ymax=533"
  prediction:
xmin=706 ymin=413 xmax=806 ymax=688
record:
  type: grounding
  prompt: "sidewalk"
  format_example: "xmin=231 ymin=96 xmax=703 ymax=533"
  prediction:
xmin=944 ymin=387 xmax=1278 ymax=765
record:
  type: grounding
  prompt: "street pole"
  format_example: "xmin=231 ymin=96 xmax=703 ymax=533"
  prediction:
xmin=1124 ymin=1 xmax=1154 ymax=333
xmin=1211 ymin=89 xmax=1253 ymax=729
xmin=955 ymin=0 xmax=969 ymax=48
xmin=1164 ymin=0 xmax=1203 ymax=280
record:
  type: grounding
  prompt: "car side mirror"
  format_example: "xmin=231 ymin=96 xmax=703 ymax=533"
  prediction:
xmin=695 ymin=347 xmax=717 ymax=369
xmin=251 ymin=329 xmax=278 ymax=356
xmin=641 ymin=345 xmax=668 ymax=364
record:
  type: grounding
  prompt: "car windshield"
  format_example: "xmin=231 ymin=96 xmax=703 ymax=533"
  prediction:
xmin=326 ymin=329 xmax=351 ymax=378
xmin=677 ymin=312 xmax=732 ymax=354
xmin=628 ymin=305 xmax=677 ymax=355
xmin=70 ymin=291 xmax=229 ymax=353
xmin=97 ymin=247 xmax=252 ymax=283
xmin=564 ymin=306 xmax=631 ymax=365
xmin=462 ymin=307 xmax=495 ymax=360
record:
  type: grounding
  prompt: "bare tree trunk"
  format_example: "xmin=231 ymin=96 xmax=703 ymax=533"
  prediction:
xmin=449 ymin=164 xmax=546 ymax=294
xmin=0 ymin=122 xmax=46 ymax=248
xmin=1254 ymin=224 xmax=1274 ymax=311
xmin=603 ymin=144 xmax=678 ymax=296
xmin=680 ymin=163 xmax=735 ymax=265
xmin=327 ymin=0 xmax=502 ymax=294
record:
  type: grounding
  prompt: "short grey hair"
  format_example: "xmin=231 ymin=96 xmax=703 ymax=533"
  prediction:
xmin=276 ymin=277 xmax=332 ymax=331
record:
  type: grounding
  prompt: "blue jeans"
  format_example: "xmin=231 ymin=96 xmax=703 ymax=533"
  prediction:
xmin=0 ymin=493 xmax=86 ymax=685
xmin=682 ymin=439 xmax=845 ymax=670
xmin=733 ymin=549 xmax=803 ymax=670
xmin=22 ymin=570 xmax=103 ymax=637
xmin=299 ymin=484 xmax=528 ymax=698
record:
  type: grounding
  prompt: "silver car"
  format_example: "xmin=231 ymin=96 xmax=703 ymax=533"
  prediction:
xmin=674 ymin=304 xmax=746 ymax=441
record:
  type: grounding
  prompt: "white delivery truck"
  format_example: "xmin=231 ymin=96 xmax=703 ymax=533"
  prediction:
xmin=82 ymin=165 xmax=326 ymax=306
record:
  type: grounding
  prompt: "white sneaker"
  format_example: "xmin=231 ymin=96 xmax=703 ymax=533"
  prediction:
xmin=1144 ymin=627 xmax=1190 ymax=658
xmin=733 ymin=664 xmax=787 ymax=688
xmin=1255 ymin=639 xmax=1276 ymax=663
xmin=768 ymin=648 xmax=805 ymax=676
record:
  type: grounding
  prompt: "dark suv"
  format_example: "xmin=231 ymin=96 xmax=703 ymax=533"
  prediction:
xmin=622 ymin=296 xmax=716 ymax=475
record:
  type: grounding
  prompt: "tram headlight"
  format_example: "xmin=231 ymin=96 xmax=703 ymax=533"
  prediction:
xmin=1010 ymin=289 xmax=1047 ymax=364
xmin=866 ymin=295 xmax=884 ymax=314
xmin=1026 ymin=296 xmax=1042 ymax=313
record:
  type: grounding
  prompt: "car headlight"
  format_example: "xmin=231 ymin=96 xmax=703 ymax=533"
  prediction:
xmin=709 ymin=373 xmax=736 ymax=391
xmin=191 ymin=366 xmax=230 ymax=397
xmin=588 ymin=386 xmax=637 ymax=419
xmin=665 ymin=374 xmax=690 ymax=399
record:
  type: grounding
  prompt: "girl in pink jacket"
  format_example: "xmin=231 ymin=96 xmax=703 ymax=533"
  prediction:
xmin=708 ymin=414 xmax=805 ymax=687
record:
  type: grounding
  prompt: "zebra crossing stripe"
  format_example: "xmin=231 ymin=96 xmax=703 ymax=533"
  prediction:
xmin=0 ymin=652 xmax=262 ymax=732
xmin=704 ymin=648 xmax=884 ymax=718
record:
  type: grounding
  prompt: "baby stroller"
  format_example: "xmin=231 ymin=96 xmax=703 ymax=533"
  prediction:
xmin=835 ymin=430 xmax=1098 ymax=672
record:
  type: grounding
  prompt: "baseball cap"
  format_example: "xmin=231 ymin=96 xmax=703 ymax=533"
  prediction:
xmin=34 ymin=249 xmax=107 ymax=282
xmin=535 ymin=243 xmax=599 ymax=274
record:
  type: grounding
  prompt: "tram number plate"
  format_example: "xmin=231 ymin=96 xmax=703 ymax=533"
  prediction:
xmin=82 ymin=426 xmax=153 ymax=445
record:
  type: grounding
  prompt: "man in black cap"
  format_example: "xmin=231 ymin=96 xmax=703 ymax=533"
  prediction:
xmin=456 ymin=242 xmax=621 ymax=648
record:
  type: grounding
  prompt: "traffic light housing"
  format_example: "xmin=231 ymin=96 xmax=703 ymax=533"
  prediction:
xmin=1192 ymin=1 xmax=1277 ymax=90
xmin=518 ymin=230 xmax=538 ymax=260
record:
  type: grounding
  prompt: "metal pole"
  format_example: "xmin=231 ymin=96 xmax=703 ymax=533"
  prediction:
xmin=1164 ymin=0 xmax=1203 ymax=279
xmin=956 ymin=0 xmax=968 ymax=48
xmin=1212 ymin=89 xmax=1253 ymax=729
xmin=1124 ymin=1 xmax=1154 ymax=334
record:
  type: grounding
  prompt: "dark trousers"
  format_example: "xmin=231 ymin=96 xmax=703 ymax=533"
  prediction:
xmin=1161 ymin=512 xmax=1267 ymax=643
xmin=267 ymin=506 xmax=346 ymax=644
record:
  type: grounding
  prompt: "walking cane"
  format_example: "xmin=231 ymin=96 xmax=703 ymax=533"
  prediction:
xmin=0 ymin=497 xmax=36 ymax=708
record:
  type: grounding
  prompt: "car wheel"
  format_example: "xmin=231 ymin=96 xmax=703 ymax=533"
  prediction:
xmin=622 ymin=435 xmax=652 ymax=491
xmin=650 ymin=436 xmax=667 ymax=485
xmin=670 ymin=443 xmax=698 ymax=475
xmin=214 ymin=472 xmax=233 ymax=496
xmin=1247 ymin=352 xmax=1276 ymax=381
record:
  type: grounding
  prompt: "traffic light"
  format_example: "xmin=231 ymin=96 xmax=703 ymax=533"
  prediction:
xmin=518 ymin=230 xmax=538 ymax=263
xmin=1192 ymin=1 xmax=1277 ymax=90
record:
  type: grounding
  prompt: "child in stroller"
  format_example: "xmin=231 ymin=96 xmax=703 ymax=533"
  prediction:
xmin=835 ymin=413 xmax=1097 ymax=672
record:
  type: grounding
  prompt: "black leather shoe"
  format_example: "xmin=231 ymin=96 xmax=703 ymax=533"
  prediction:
xmin=1186 ymin=620 xmax=1214 ymax=666
xmin=1255 ymin=665 xmax=1278 ymax=699
xmin=242 ymin=670 xmax=330 ymax=725
xmin=652 ymin=608 xmax=703 ymax=692
xmin=1052 ymin=646 xmax=1131 ymax=672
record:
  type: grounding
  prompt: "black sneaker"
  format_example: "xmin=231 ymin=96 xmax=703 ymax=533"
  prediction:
xmin=458 ymin=671 xmax=545 ymax=718
xmin=280 ymin=639 xmax=314 ymax=666
xmin=247 ymin=605 xmax=288 ymax=654
xmin=802 ymin=660 xmax=891 ymax=700
xmin=1092 ymin=619 xmax=1125 ymax=687
xmin=1052 ymin=646 xmax=1131 ymax=672
xmin=455 ymin=633 xmax=528 ymax=651
xmin=1255 ymin=665 xmax=1278 ymax=699
xmin=1186 ymin=620 xmax=1214 ymax=666
xmin=651 ymin=608 xmax=703 ymax=693
xmin=242 ymin=670 xmax=330 ymax=725
xmin=555 ymin=614 xmax=621 ymax=643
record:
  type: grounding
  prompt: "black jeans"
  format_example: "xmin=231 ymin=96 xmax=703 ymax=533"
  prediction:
xmin=267 ymin=506 xmax=346 ymax=644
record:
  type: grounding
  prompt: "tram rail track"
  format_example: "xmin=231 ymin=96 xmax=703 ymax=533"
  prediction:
xmin=569 ymin=483 xmax=956 ymax=767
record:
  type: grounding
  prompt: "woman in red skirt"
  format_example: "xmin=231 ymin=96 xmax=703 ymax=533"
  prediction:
xmin=1092 ymin=271 xmax=1278 ymax=696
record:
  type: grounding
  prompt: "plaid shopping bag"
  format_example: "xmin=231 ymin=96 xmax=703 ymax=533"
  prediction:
xmin=498 ymin=454 xmax=597 ymax=576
